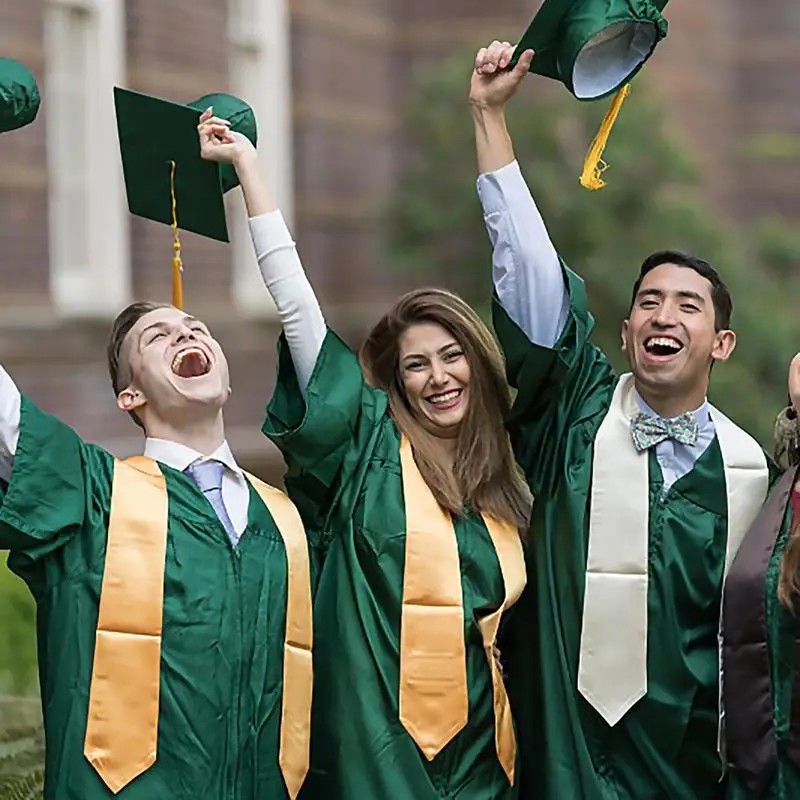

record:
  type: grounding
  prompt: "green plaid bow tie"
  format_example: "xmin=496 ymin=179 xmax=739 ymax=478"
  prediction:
xmin=630 ymin=411 xmax=699 ymax=452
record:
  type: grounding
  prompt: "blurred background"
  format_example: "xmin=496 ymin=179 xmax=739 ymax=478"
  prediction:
xmin=0 ymin=0 xmax=799 ymax=791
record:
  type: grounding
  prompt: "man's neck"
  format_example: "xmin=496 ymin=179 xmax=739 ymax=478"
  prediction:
xmin=634 ymin=383 xmax=706 ymax=420
xmin=143 ymin=413 xmax=226 ymax=457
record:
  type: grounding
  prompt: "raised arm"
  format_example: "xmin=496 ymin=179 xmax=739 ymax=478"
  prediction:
xmin=0 ymin=366 xmax=20 ymax=482
xmin=197 ymin=109 xmax=326 ymax=394
xmin=469 ymin=41 xmax=568 ymax=348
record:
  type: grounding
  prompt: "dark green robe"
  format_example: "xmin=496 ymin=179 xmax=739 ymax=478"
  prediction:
xmin=0 ymin=398 xmax=313 ymax=799
xmin=493 ymin=265 xmax=778 ymax=799
xmin=726 ymin=485 xmax=800 ymax=799
xmin=262 ymin=330 xmax=517 ymax=799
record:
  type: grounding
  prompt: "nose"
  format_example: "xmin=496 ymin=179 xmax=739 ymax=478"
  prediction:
xmin=429 ymin=359 xmax=449 ymax=387
xmin=175 ymin=325 xmax=197 ymax=343
xmin=651 ymin=301 xmax=678 ymax=328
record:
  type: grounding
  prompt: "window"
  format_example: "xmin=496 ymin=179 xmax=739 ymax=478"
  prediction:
xmin=228 ymin=0 xmax=293 ymax=315
xmin=45 ymin=0 xmax=129 ymax=316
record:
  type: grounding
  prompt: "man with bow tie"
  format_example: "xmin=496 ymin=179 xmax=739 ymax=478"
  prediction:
xmin=469 ymin=38 xmax=778 ymax=800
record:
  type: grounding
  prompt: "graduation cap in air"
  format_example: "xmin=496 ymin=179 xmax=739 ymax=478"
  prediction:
xmin=511 ymin=0 xmax=669 ymax=189
xmin=0 ymin=58 xmax=40 ymax=133
xmin=114 ymin=87 xmax=258 ymax=307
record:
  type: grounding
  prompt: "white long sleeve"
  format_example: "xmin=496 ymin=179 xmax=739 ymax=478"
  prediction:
xmin=477 ymin=160 xmax=569 ymax=348
xmin=0 ymin=365 xmax=21 ymax=482
xmin=248 ymin=211 xmax=327 ymax=394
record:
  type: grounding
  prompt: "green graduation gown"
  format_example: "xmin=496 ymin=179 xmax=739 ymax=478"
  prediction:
xmin=262 ymin=330 xmax=517 ymax=799
xmin=724 ymin=468 xmax=800 ymax=799
xmin=492 ymin=265 xmax=778 ymax=799
xmin=0 ymin=397 xmax=313 ymax=800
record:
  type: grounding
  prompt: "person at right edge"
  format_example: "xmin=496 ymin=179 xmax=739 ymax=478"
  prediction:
xmin=722 ymin=354 xmax=800 ymax=800
xmin=469 ymin=21 xmax=778 ymax=800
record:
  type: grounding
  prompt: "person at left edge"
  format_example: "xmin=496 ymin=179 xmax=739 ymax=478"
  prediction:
xmin=0 ymin=84 xmax=316 ymax=798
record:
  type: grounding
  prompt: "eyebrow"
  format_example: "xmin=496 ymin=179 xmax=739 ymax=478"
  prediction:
xmin=401 ymin=341 xmax=461 ymax=362
xmin=636 ymin=288 xmax=706 ymax=304
xmin=139 ymin=316 xmax=205 ymax=341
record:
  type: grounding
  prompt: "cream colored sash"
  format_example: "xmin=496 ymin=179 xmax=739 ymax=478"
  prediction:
xmin=577 ymin=374 xmax=768 ymax=728
xmin=398 ymin=436 xmax=526 ymax=782
xmin=85 ymin=457 xmax=312 ymax=798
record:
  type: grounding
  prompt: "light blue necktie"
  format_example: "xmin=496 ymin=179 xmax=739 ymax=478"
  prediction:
xmin=630 ymin=410 xmax=700 ymax=452
xmin=185 ymin=460 xmax=238 ymax=544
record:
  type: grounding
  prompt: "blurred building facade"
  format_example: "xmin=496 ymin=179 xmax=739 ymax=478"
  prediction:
xmin=0 ymin=0 xmax=797 ymax=479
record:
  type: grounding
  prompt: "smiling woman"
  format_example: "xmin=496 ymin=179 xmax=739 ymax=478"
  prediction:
xmin=201 ymin=105 xmax=534 ymax=797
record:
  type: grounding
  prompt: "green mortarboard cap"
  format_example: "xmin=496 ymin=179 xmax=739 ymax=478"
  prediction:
xmin=513 ymin=0 xmax=669 ymax=100
xmin=0 ymin=58 xmax=40 ymax=133
xmin=510 ymin=0 xmax=669 ymax=190
xmin=114 ymin=87 xmax=258 ymax=243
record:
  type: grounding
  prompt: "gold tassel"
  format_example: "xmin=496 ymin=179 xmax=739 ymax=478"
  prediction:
xmin=579 ymin=84 xmax=631 ymax=191
xmin=169 ymin=160 xmax=183 ymax=308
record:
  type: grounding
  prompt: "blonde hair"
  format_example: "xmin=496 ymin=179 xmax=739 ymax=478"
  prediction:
xmin=776 ymin=406 xmax=800 ymax=610
xmin=360 ymin=287 xmax=531 ymax=534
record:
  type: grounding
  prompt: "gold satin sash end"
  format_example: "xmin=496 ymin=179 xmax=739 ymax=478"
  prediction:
xmin=398 ymin=437 xmax=526 ymax=782
xmin=84 ymin=456 xmax=168 ymax=794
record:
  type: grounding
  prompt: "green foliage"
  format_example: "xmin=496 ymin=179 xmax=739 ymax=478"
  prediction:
xmin=0 ymin=699 xmax=44 ymax=799
xmin=0 ymin=559 xmax=42 ymax=796
xmin=0 ymin=560 xmax=36 ymax=696
xmin=384 ymin=51 xmax=800 ymax=447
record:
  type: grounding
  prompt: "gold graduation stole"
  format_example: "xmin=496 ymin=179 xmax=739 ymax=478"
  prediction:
xmin=577 ymin=373 xmax=769 ymax=732
xmin=84 ymin=456 xmax=313 ymax=797
xmin=398 ymin=436 xmax=526 ymax=783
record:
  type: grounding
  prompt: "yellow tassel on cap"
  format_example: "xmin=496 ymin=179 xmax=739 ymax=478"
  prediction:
xmin=169 ymin=160 xmax=183 ymax=309
xmin=579 ymin=84 xmax=631 ymax=191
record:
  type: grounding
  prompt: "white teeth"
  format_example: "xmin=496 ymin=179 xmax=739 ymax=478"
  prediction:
xmin=171 ymin=347 xmax=209 ymax=373
xmin=427 ymin=389 xmax=460 ymax=405
xmin=645 ymin=337 xmax=682 ymax=351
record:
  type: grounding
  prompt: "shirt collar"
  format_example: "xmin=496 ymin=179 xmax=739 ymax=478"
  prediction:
xmin=143 ymin=437 xmax=242 ymax=475
xmin=633 ymin=389 xmax=712 ymax=429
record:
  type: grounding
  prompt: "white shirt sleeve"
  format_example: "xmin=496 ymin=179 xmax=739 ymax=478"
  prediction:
xmin=0 ymin=365 xmax=21 ymax=482
xmin=477 ymin=160 xmax=569 ymax=348
xmin=248 ymin=211 xmax=327 ymax=394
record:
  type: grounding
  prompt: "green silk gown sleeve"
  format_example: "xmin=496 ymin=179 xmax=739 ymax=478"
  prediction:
xmin=263 ymin=330 xmax=518 ymax=799
xmin=494 ymin=266 xmax=738 ymax=799
xmin=1 ymin=399 xmax=298 ymax=799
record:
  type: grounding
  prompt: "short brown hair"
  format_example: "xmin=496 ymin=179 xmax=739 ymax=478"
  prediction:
xmin=107 ymin=301 xmax=171 ymax=429
xmin=360 ymin=287 xmax=531 ymax=534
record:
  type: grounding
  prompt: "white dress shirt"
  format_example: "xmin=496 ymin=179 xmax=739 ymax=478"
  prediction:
xmin=477 ymin=159 xmax=715 ymax=489
xmin=144 ymin=437 xmax=249 ymax=537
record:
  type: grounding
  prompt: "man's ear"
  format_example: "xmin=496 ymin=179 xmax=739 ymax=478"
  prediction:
xmin=116 ymin=386 xmax=146 ymax=414
xmin=621 ymin=319 xmax=630 ymax=351
xmin=711 ymin=329 xmax=736 ymax=364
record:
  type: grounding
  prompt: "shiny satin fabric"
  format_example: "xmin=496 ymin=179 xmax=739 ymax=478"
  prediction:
xmin=398 ymin=436 xmax=526 ymax=781
xmin=84 ymin=457 xmax=312 ymax=797
xmin=264 ymin=329 xmax=526 ymax=799
xmin=0 ymin=398 xmax=313 ymax=798
xmin=724 ymin=467 xmax=800 ymax=799
xmin=84 ymin=457 xmax=168 ymax=793
xmin=492 ymin=264 xmax=778 ymax=799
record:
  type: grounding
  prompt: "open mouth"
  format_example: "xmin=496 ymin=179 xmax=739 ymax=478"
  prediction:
xmin=171 ymin=347 xmax=211 ymax=378
xmin=643 ymin=336 xmax=684 ymax=358
xmin=425 ymin=389 xmax=462 ymax=409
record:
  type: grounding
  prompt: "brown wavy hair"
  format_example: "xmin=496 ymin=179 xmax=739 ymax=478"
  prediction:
xmin=775 ymin=405 xmax=800 ymax=610
xmin=359 ymin=287 xmax=532 ymax=534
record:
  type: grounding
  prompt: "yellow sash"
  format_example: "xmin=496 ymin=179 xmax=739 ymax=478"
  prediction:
xmin=84 ymin=457 xmax=312 ymax=798
xmin=398 ymin=437 xmax=526 ymax=782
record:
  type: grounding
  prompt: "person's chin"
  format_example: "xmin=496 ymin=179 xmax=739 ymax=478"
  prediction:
xmin=171 ymin=380 xmax=227 ymax=407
